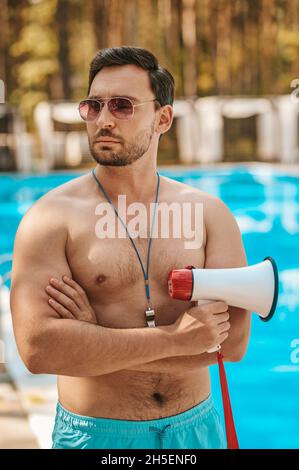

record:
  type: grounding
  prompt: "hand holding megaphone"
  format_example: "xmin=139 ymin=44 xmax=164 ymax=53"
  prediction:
xmin=168 ymin=257 xmax=279 ymax=353
xmin=196 ymin=299 xmax=225 ymax=353
xmin=171 ymin=300 xmax=231 ymax=354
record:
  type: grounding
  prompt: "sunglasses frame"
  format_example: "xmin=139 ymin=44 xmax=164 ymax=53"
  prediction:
xmin=78 ymin=96 xmax=159 ymax=122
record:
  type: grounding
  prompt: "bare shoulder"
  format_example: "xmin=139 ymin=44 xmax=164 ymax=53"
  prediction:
xmin=36 ymin=172 xmax=91 ymax=206
xmin=161 ymin=174 xmax=238 ymax=234
xmin=161 ymin=176 xmax=246 ymax=270
xmin=16 ymin=173 xmax=91 ymax=237
xmin=24 ymin=173 xmax=90 ymax=213
xmin=161 ymin=174 xmax=230 ymax=209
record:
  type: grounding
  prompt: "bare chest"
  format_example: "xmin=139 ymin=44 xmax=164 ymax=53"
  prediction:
xmin=65 ymin=202 xmax=205 ymax=328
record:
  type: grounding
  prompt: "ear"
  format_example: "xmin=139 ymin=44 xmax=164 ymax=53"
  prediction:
xmin=155 ymin=105 xmax=174 ymax=136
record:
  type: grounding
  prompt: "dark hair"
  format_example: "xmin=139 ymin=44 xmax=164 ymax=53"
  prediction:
xmin=88 ymin=46 xmax=175 ymax=108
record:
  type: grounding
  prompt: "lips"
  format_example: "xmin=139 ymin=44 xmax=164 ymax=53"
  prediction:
xmin=96 ymin=139 xmax=119 ymax=143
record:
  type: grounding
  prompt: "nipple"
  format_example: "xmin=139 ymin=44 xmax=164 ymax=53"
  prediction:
xmin=97 ymin=274 xmax=107 ymax=284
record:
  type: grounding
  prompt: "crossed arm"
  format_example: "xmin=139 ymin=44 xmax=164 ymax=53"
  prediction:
xmin=10 ymin=195 xmax=251 ymax=378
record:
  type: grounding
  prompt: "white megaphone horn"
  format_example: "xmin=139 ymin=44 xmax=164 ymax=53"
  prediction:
xmin=168 ymin=256 xmax=279 ymax=322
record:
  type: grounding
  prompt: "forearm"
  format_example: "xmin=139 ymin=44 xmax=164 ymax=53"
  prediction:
xmin=126 ymin=309 xmax=250 ymax=375
xmin=126 ymin=351 xmax=220 ymax=374
xmin=27 ymin=319 xmax=175 ymax=377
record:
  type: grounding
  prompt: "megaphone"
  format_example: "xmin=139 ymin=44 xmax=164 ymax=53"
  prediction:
xmin=168 ymin=256 xmax=279 ymax=450
xmin=168 ymin=256 xmax=279 ymax=322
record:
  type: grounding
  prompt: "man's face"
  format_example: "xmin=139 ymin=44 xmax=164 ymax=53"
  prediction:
xmin=86 ymin=65 xmax=159 ymax=167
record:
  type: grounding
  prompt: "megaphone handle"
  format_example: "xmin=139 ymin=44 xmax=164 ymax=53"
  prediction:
xmin=196 ymin=299 xmax=221 ymax=353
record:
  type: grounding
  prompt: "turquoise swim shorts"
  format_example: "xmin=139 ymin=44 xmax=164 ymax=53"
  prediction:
xmin=51 ymin=394 xmax=226 ymax=449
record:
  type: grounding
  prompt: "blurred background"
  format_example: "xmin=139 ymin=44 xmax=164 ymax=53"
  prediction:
xmin=0 ymin=0 xmax=299 ymax=449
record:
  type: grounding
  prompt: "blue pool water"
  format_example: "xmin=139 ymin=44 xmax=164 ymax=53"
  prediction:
xmin=0 ymin=166 xmax=298 ymax=449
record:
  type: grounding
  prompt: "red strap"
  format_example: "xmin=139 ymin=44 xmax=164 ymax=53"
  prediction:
xmin=217 ymin=352 xmax=239 ymax=449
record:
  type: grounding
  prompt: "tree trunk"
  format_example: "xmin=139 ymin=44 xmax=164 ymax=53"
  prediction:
xmin=56 ymin=0 xmax=72 ymax=99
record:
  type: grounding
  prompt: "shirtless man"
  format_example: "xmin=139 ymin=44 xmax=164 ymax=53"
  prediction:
xmin=10 ymin=47 xmax=251 ymax=449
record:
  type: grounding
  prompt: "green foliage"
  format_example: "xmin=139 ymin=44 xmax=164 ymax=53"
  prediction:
xmin=6 ymin=0 xmax=58 ymax=126
xmin=1 ymin=0 xmax=299 ymax=132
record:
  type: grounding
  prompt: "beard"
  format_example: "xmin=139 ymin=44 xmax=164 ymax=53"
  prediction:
xmin=89 ymin=122 xmax=155 ymax=167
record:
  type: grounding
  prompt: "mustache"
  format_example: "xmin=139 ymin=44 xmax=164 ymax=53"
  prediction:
xmin=94 ymin=130 xmax=122 ymax=141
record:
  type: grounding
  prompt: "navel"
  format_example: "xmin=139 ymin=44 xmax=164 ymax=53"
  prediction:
xmin=152 ymin=392 xmax=166 ymax=405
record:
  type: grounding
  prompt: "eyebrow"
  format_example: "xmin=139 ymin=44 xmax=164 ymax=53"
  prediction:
xmin=88 ymin=94 xmax=139 ymax=101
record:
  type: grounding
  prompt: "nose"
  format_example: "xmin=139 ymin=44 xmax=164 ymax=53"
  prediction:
xmin=95 ymin=102 xmax=115 ymax=128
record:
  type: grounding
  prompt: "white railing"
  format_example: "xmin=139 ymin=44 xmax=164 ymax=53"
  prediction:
xmin=33 ymin=96 xmax=299 ymax=167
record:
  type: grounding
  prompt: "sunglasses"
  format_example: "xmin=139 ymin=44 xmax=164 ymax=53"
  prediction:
xmin=78 ymin=97 xmax=159 ymax=122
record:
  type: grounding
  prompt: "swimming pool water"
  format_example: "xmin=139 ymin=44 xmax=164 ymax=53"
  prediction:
xmin=0 ymin=165 xmax=298 ymax=449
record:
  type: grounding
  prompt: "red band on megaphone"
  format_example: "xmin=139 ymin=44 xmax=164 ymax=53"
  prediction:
xmin=168 ymin=267 xmax=194 ymax=301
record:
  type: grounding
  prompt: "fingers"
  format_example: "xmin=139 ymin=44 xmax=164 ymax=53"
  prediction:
xmin=45 ymin=284 xmax=80 ymax=315
xmin=218 ymin=320 xmax=230 ymax=334
xmin=62 ymin=276 xmax=87 ymax=299
xmin=48 ymin=278 xmax=83 ymax=309
xmin=216 ymin=311 xmax=230 ymax=324
xmin=209 ymin=301 xmax=228 ymax=314
xmin=192 ymin=301 xmax=228 ymax=315
xmin=48 ymin=298 xmax=75 ymax=320
xmin=218 ymin=331 xmax=229 ymax=344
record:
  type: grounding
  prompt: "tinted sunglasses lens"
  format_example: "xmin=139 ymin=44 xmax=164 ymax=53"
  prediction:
xmin=79 ymin=100 xmax=101 ymax=121
xmin=108 ymin=98 xmax=133 ymax=119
